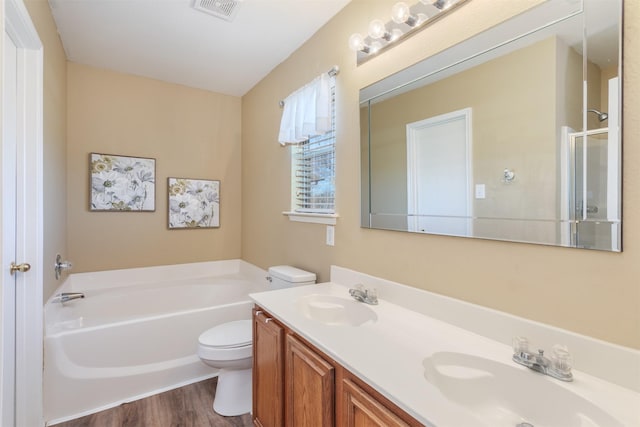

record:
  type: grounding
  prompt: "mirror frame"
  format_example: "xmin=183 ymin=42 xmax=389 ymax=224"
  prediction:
xmin=360 ymin=0 xmax=622 ymax=251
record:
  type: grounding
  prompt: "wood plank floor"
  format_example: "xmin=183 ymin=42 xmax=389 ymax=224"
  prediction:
xmin=51 ymin=378 xmax=253 ymax=427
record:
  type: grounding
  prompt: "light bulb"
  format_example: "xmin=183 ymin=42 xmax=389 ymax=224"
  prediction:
xmin=416 ymin=13 xmax=428 ymax=25
xmin=368 ymin=19 xmax=388 ymax=40
xmin=389 ymin=28 xmax=403 ymax=41
xmin=391 ymin=2 xmax=416 ymax=26
xmin=370 ymin=41 xmax=383 ymax=54
xmin=434 ymin=0 xmax=453 ymax=10
xmin=348 ymin=33 xmax=369 ymax=53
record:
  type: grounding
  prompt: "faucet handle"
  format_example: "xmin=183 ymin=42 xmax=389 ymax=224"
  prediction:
xmin=551 ymin=344 xmax=573 ymax=375
xmin=512 ymin=336 xmax=529 ymax=354
xmin=364 ymin=287 xmax=378 ymax=304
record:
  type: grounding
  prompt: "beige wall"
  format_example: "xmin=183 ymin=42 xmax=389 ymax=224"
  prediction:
xmin=23 ymin=0 xmax=68 ymax=301
xmin=242 ymin=0 xmax=640 ymax=349
xmin=67 ymin=63 xmax=242 ymax=272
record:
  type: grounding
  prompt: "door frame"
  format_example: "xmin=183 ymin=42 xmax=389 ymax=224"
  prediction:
xmin=1 ymin=21 xmax=19 ymax=427
xmin=406 ymin=108 xmax=473 ymax=235
xmin=2 ymin=0 xmax=44 ymax=425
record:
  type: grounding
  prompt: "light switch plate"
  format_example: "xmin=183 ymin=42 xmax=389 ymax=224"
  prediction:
xmin=326 ymin=225 xmax=335 ymax=246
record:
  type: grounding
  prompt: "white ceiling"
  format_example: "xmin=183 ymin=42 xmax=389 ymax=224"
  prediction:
xmin=49 ymin=0 xmax=351 ymax=97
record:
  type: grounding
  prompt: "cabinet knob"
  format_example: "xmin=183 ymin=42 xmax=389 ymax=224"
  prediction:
xmin=255 ymin=310 xmax=263 ymax=316
xmin=265 ymin=318 xmax=272 ymax=323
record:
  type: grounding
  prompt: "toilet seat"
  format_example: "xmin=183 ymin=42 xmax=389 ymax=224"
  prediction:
xmin=199 ymin=319 xmax=252 ymax=348
xmin=198 ymin=319 xmax=253 ymax=361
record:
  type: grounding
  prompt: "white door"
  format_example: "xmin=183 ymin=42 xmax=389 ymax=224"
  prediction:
xmin=407 ymin=108 xmax=472 ymax=236
xmin=2 ymin=0 xmax=44 ymax=425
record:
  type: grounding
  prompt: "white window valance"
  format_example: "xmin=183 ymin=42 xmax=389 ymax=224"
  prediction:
xmin=278 ymin=73 xmax=332 ymax=146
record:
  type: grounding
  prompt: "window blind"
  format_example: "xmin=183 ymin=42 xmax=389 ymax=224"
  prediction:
xmin=292 ymin=77 xmax=336 ymax=214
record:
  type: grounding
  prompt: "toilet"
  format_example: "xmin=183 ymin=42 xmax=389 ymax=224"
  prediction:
xmin=197 ymin=265 xmax=316 ymax=416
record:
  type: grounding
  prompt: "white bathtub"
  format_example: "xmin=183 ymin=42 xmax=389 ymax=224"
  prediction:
xmin=44 ymin=259 xmax=270 ymax=425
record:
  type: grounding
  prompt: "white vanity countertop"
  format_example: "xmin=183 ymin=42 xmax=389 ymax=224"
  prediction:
xmin=250 ymin=282 xmax=640 ymax=427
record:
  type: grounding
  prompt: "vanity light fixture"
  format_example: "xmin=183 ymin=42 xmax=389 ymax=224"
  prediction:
xmin=349 ymin=0 xmax=470 ymax=65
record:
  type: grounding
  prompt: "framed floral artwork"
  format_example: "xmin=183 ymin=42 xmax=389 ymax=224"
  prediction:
xmin=168 ymin=178 xmax=220 ymax=229
xmin=90 ymin=153 xmax=156 ymax=211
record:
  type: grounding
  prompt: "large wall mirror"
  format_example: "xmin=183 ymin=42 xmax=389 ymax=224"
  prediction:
xmin=360 ymin=0 xmax=622 ymax=251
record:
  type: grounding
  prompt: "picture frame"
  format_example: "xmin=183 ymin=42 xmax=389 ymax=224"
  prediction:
xmin=89 ymin=153 xmax=156 ymax=211
xmin=168 ymin=178 xmax=220 ymax=229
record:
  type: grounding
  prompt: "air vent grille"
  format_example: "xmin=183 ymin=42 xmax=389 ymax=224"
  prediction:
xmin=192 ymin=0 xmax=242 ymax=22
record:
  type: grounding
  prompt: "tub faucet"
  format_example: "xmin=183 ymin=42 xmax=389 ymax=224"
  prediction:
xmin=512 ymin=337 xmax=573 ymax=382
xmin=348 ymin=284 xmax=378 ymax=305
xmin=54 ymin=292 xmax=85 ymax=304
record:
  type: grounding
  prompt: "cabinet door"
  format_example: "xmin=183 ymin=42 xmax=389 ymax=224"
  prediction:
xmin=285 ymin=334 xmax=335 ymax=427
xmin=340 ymin=378 xmax=411 ymax=427
xmin=253 ymin=308 xmax=285 ymax=427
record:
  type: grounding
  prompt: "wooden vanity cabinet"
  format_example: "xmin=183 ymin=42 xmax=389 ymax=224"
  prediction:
xmin=337 ymin=370 xmax=423 ymax=427
xmin=252 ymin=307 xmax=285 ymax=427
xmin=253 ymin=306 xmax=420 ymax=427
xmin=253 ymin=306 xmax=336 ymax=427
xmin=285 ymin=333 xmax=335 ymax=426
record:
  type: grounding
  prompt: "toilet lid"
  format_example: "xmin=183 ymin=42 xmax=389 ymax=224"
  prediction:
xmin=199 ymin=319 xmax=252 ymax=349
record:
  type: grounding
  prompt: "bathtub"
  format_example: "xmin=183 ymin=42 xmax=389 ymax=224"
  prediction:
xmin=44 ymin=259 xmax=270 ymax=425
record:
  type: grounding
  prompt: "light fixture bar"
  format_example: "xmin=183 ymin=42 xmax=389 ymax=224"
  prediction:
xmin=350 ymin=0 xmax=470 ymax=65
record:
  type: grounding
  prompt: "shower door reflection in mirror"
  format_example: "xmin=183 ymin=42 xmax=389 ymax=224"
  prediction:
xmin=360 ymin=0 xmax=622 ymax=251
xmin=569 ymin=129 xmax=620 ymax=251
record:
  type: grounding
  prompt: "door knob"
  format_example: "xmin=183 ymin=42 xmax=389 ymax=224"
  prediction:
xmin=10 ymin=262 xmax=31 ymax=275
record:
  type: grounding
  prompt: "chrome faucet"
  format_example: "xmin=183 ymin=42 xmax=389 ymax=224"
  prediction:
xmin=512 ymin=337 xmax=573 ymax=382
xmin=53 ymin=292 xmax=85 ymax=304
xmin=348 ymin=284 xmax=378 ymax=305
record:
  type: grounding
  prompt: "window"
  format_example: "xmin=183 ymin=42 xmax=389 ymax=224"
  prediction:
xmin=287 ymin=76 xmax=337 ymax=223
xmin=291 ymin=128 xmax=335 ymax=213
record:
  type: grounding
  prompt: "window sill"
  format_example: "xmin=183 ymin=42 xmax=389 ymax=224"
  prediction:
xmin=282 ymin=211 xmax=338 ymax=225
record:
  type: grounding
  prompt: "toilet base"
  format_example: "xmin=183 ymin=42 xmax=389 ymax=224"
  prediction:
xmin=213 ymin=368 xmax=252 ymax=416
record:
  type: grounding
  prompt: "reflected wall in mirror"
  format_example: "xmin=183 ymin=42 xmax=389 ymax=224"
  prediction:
xmin=360 ymin=0 xmax=622 ymax=251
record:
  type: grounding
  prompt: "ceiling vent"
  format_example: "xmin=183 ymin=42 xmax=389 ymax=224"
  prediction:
xmin=192 ymin=0 xmax=242 ymax=22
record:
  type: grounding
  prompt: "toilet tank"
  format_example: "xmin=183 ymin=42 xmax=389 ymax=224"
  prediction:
xmin=268 ymin=265 xmax=316 ymax=289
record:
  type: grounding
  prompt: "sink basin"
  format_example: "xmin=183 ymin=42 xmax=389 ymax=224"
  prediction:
xmin=423 ymin=352 xmax=623 ymax=427
xmin=296 ymin=294 xmax=377 ymax=326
